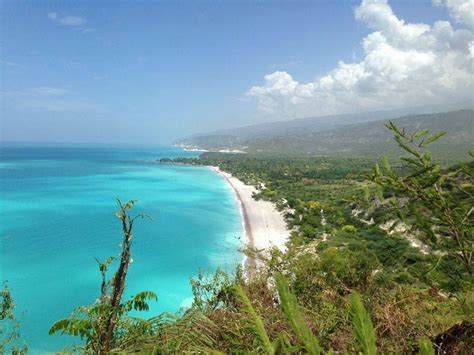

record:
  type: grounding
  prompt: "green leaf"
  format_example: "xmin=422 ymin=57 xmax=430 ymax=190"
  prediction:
xmin=233 ymin=284 xmax=274 ymax=355
xmin=375 ymin=185 xmax=384 ymax=202
xmin=385 ymin=121 xmax=403 ymax=136
xmin=413 ymin=129 xmax=429 ymax=138
xmin=132 ymin=291 xmax=157 ymax=311
xmin=349 ymin=292 xmax=376 ymax=355
xmin=395 ymin=135 xmax=420 ymax=157
xmin=421 ymin=131 xmax=446 ymax=146
xmin=272 ymin=333 xmax=293 ymax=353
xmin=400 ymin=156 xmax=423 ymax=167
xmin=382 ymin=156 xmax=392 ymax=173
xmin=48 ymin=318 xmax=93 ymax=338
xmin=124 ymin=199 xmax=138 ymax=210
xmin=373 ymin=163 xmax=381 ymax=178
xmin=276 ymin=273 xmax=321 ymax=354
xmin=417 ymin=337 xmax=435 ymax=355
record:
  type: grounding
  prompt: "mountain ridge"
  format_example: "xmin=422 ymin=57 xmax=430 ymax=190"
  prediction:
xmin=174 ymin=109 xmax=474 ymax=160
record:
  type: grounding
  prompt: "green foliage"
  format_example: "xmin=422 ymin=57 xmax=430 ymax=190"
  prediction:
xmin=0 ymin=284 xmax=14 ymax=322
xmin=48 ymin=292 xmax=157 ymax=347
xmin=349 ymin=291 xmax=376 ymax=355
xmin=417 ymin=337 xmax=435 ymax=355
xmin=0 ymin=283 xmax=27 ymax=354
xmin=190 ymin=268 xmax=236 ymax=313
xmin=342 ymin=224 xmax=357 ymax=233
xmin=123 ymin=291 xmax=158 ymax=312
xmin=373 ymin=122 xmax=473 ymax=275
xmin=233 ymin=284 xmax=275 ymax=354
xmin=49 ymin=200 xmax=156 ymax=352
xmin=276 ymin=272 xmax=321 ymax=354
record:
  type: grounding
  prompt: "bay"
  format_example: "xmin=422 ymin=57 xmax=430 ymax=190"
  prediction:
xmin=0 ymin=143 xmax=243 ymax=352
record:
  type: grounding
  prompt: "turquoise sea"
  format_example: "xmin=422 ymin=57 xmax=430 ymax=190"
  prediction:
xmin=0 ymin=144 xmax=243 ymax=353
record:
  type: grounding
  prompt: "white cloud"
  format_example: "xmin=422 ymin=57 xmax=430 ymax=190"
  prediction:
xmin=434 ymin=0 xmax=474 ymax=28
xmin=59 ymin=16 xmax=86 ymax=26
xmin=48 ymin=12 xmax=87 ymax=27
xmin=246 ymin=0 xmax=474 ymax=119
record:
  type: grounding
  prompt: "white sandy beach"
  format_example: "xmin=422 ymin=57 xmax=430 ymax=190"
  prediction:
xmin=210 ymin=166 xmax=289 ymax=256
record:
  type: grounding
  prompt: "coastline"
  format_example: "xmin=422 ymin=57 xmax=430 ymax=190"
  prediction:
xmin=209 ymin=166 xmax=289 ymax=273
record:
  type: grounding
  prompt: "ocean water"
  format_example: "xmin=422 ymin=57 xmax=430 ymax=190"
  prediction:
xmin=0 ymin=143 xmax=243 ymax=353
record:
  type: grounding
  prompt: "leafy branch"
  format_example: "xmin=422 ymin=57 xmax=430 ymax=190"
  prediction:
xmin=49 ymin=199 xmax=156 ymax=352
xmin=373 ymin=122 xmax=473 ymax=275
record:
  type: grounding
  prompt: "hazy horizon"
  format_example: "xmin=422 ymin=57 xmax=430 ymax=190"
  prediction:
xmin=1 ymin=0 xmax=473 ymax=144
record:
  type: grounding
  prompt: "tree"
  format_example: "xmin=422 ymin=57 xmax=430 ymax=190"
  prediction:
xmin=1 ymin=283 xmax=27 ymax=354
xmin=49 ymin=199 xmax=156 ymax=353
xmin=373 ymin=122 xmax=473 ymax=276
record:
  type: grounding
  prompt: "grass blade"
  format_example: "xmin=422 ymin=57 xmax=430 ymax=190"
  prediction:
xmin=233 ymin=284 xmax=274 ymax=354
xmin=349 ymin=292 xmax=376 ymax=355
xmin=276 ymin=273 xmax=321 ymax=354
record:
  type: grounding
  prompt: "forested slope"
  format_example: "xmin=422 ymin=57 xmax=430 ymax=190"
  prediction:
xmin=176 ymin=110 xmax=473 ymax=160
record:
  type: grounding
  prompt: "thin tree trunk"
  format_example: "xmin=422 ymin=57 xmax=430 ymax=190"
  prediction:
xmin=102 ymin=209 xmax=133 ymax=352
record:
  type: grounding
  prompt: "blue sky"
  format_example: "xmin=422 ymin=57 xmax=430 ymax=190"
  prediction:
xmin=1 ymin=0 xmax=472 ymax=144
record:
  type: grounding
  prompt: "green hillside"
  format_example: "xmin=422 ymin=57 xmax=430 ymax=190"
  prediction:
xmin=176 ymin=110 xmax=474 ymax=161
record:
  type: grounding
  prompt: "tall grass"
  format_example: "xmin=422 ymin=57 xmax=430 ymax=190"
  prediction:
xmin=275 ymin=273 xmax=321 ymax=354
xmin=233 ymin=284 xmax=275 ymax=354
xmin=349 ymin=291 xmax=377 ymax=355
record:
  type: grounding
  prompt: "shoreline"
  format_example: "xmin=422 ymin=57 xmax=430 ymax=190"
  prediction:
xmin=209 ymin=166 xmax=289 ymax=273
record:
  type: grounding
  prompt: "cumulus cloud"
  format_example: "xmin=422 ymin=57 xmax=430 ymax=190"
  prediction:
xmin=246 ymin=0 xmax=474 ymax=119
xmin=48 ymin=12 xmax=58 ymax=20
xmin=434 ymin=0 xmax=474 ymax=28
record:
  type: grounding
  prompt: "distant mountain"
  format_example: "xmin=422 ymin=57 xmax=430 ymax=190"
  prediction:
xmin=176 ymin=108 xmax=424 ymax=148
xmin=176 ymin=101 xmax=473 ymax=144
xmin=175 ymin=109 xmax=474 ymax=161
xmin=248 ymin=110 xmax=474 ymax=160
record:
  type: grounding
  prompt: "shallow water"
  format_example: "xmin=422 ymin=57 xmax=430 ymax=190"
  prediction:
xmin=0 ymin=143 xmax=243 ymax=352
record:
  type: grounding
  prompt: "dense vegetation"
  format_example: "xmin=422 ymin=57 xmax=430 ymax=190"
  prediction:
xmin=3 ymin=123 xmax=472 ymax=353
xmin=161 ymin=124 xmax=473 ymax=352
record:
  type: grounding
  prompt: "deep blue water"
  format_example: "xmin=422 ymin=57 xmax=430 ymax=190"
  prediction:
xmin=0 ymin=143 xmax=243 ymax=353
